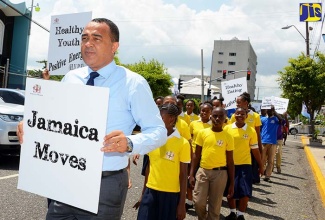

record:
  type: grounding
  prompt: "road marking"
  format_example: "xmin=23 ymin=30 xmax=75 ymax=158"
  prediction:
xmin=304 ymin=146 xmax=325 ymax=207
xmin=0 ymin=174 xmax=19 ymax=180
xmin=286 ymin=140 xmax=301 ymax=144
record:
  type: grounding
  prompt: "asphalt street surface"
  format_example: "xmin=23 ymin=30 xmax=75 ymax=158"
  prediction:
xmin=0 ymin=135 xmax=325 ymax=220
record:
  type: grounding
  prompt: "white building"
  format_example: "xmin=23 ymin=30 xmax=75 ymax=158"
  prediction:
xmin=211 ymin=37 xmax=257 ymax=99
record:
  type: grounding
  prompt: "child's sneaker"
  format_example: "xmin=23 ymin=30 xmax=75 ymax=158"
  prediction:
xmin=237 ymin=215 xmax=245 ymax=220
xmin=225 ymin=212 xmax=237 ymax=220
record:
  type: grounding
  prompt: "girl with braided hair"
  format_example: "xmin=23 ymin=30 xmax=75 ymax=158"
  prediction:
xmin=136 ymin=103 xmax=191 ymax=220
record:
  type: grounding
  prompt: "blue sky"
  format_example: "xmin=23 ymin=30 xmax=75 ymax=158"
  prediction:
xmin=11 ymin=0 xmax=325 ymax=99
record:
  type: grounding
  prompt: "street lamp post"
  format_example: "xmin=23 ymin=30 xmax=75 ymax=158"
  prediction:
xmin=29 ymin=0 xmax=40 ymax=35
xmin=282 ymin=22 xmax=312 ymax=57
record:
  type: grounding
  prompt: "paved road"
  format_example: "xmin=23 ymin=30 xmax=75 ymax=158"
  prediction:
xmin=0 ymin=135 xmax=325 ymax=220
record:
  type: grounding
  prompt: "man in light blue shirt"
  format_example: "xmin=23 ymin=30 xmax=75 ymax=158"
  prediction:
xmin=61 ymin=49 xmax=167 ymax=171
xmin=17 ymin=18 xmax=167 ymax=220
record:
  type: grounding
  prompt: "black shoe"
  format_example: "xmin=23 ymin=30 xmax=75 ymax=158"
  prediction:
xmin=264 ymin=177 xmax=271 ymax=182
xmin=225 ymin=212 xmax=237 ymax=220
xmin=237 ymin=215 xmax=245 ymax=220
xmin=185 ymin=203 xmax=193 ymax=211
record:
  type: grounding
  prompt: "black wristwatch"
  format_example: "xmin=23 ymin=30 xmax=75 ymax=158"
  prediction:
xmin=126 ymin=137 xmax=133 ymax=152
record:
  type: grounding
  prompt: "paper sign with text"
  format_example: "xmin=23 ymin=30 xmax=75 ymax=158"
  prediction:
xmin=251 ymin=102 xmax=262 ymax=113
xmin=47 ymin=12 xmax=92 ymax=75
xmin=221 ymin=77 xmax=247 ymax=110
xmin=272 ymin=97 xmax=289 ymax=114
xmin=18 ymin=78 xmax=109 ymax=213
xmin=261 ymin=97 xmax=273 ymax=109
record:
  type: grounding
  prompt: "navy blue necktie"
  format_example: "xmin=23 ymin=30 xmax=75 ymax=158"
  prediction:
xmin=86 ymin=72 xmax=100 ymax=86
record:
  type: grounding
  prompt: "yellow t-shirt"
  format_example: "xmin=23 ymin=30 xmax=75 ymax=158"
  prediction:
xmin=230 ymin=110 xmax=262 ymax=128
xmin=195 ymin=128 xmax=234 ymax=169
xmin=178 ymin=112 xmax=191 ymax=125
xmin=189 ymin=120 xmax=212 ymax=152
xmin=176 ymin=118 xmax=191 ymax=140
xmin=224 ymin=123 xmax=258 ymax=165
xmin=222 ymin=117 xmax=231 ymax=128
xmin=185 ymin=112 xmax=200 ymax=123
xmin=147 ymin=129 xmax=191 ymax=193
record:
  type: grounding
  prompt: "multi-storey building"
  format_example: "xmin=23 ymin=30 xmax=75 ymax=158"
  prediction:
xmin=211 ymin=37 xmax=257 ymax=99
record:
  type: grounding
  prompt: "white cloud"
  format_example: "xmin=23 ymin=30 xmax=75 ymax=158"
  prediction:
xmin=255 ymin=74 xmax=282 ymax=100
xmin=21 ymin=0 xmax=325 ymax=100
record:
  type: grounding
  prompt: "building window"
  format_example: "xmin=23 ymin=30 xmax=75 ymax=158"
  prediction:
xmin=0 ymin=20 xmax=4 ymax=55
xmin=228 ymin=62 xmax=236 ymax=65
xmin=229 ymin=52 xmax=236 ymax=56
xmin=218 ymin=52 xmax=224 ymax=55
xmin=218 ymin=61 xmax=223 ymax=64
xmin=217 ymin=70 xmax=222 ymax=73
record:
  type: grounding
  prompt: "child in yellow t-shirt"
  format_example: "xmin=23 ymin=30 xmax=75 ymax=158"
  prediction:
xmin=230 ymin=92 xmax=262 ymax=185
xmin=189 ymin=103 xmax=212 ymax=153
xmin=177 ymin=97 xmax=191 ymax=125
xmin=187 ymin=102 xmax=212 ymax=210
xmin=189 ymin=107 xmax=235 ymax=220
xmin=223 ymin=107 xmax=264 ymax=220
xmin=163 ymin=96 xmax=191 ymax=141
xmin=136 ymin=103 xmax=191 ymax=220
xmin=185 ymin=99 xmax=199 ymax=123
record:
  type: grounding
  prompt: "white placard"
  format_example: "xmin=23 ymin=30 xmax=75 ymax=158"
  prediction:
xmin=47 ymin=12 xmax=92 ymax=75
xmin=221 ymin=77 xmax=248 ymax=110
xmin=251 ymin=102 xmax=262 ymax=113
xmin=261 ymin=96 xmax=273 ymax=109
xmin=261 ymin=96 xmax=289 ymax=114
xmin=273 ymin=97 xmax=289 ymax=114
xmin=18 ymin=78 xmax=109 ymax=213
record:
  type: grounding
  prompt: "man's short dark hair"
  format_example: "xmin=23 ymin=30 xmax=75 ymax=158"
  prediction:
xmin=91 ymin=18 xmax=119 ymax=42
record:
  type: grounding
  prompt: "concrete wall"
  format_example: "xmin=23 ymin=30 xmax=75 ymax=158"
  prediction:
xmin=9 ymin=15 xmax=29 ymax=89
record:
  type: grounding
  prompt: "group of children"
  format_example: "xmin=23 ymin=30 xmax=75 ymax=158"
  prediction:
xmin=132 ymin=92 xmax=287 ymax=220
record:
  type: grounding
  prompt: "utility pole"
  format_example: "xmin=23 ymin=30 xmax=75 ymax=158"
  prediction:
xmin=209 ymin=50 xmax=213 ymax=91
xmin=306 ymin=21 xmax=309 ymax=57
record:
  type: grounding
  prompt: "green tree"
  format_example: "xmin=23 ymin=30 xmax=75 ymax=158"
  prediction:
xmin=114 ymin=51 xmax=122 ymax=65
xmin=278 ymin=52 xmax=325 ymax=136
xmin=123 ymin=58 xmax=172 ymax=97
xmin=28 ymin=56 xmax=173 ymax=96
xmin=37 ymin=60 xmax=47 ymax=69
xmin=27 ymin=69 xmax=42 ymax=78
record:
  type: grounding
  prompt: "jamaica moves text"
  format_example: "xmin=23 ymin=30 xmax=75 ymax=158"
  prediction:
xmin=33 ymin=141 xmax=86 ymax=171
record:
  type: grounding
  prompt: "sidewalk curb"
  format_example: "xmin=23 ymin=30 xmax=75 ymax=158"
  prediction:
xmin=304 ymin=145 xmax=325 ymax=208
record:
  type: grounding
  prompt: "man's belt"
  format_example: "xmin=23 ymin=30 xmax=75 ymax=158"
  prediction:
xmin=102 ymin=168 xmax=125 ymax=177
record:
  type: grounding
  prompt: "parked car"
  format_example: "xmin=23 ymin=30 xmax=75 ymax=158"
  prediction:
xmin=0 ymin=89 xmax=24 ymax=155
xmin=289 ymin=122 xmax=302 ymax=135
xmin=289 ymin=121 xmax=325 ymax=135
